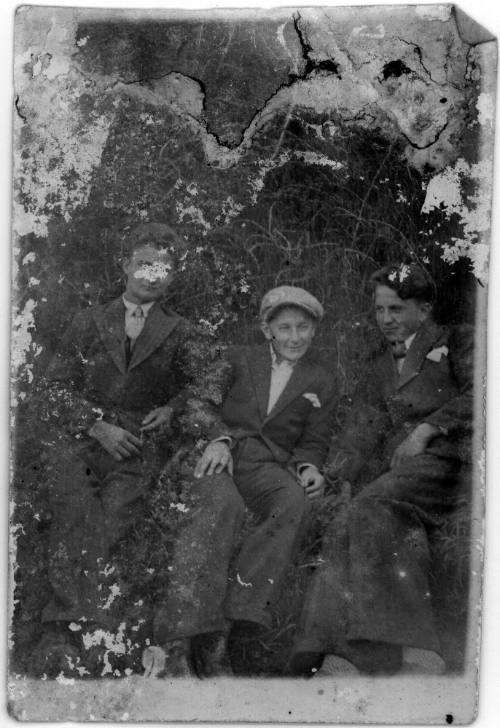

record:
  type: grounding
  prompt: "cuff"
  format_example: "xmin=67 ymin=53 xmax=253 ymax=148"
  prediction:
xmin=297 ymin=462 xmax=318 ymax=475
xmin=213 ymin=436 xmax=234 ymax=449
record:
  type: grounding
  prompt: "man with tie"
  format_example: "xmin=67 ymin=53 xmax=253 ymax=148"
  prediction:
xmin=291 ymin=263 xmax=474 ymax=676
xmin=147 ymin=285 xmax=336 ymax=677
xmin=33 ymin=222 xmax=242 ymax=676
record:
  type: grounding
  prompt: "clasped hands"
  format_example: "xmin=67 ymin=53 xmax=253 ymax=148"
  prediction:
xmin=89 ymin=405 xmax=173 ymax=461
xmin=193 ymin=441 xmax=324 ymax=501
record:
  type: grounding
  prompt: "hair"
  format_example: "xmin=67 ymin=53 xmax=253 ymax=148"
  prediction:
xmin=121 ymin=222 xmax=184 ymax=263
xmin=370 ymin=263 xmax=436 ymax=303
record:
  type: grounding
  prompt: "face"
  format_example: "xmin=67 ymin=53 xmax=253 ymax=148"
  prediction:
xmin=123 ymin=245 xmax=174 ymax=304
xmin=261 ymin=306 xmax=316 ymax=363
xmin=374 ymin=285 xmax=431 ymax=342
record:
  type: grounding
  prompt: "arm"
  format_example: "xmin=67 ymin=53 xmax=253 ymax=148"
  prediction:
xmin=327 ymin=355 xmax=390 ymax=483
xmin=36 ymin=310 xmax=142 ymax=459
xmin=290 ymin=377 xmax=337 ymax=472
xmin=421 ymin=324 xmax=474 ymax=435
xmin=390 ymin=325 xmax=475 ymax=468
xmin=35 ymin=310 xmax=108 ymax=435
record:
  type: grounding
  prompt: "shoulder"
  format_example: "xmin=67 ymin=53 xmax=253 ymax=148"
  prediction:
xmin=227 ymin=344 xmax=263 ymax=367
xmin=446 ymin=323 xmax=475 ymax=344
xmin=69 ymin=302 xmax=108 ymax=328
xmin=300 ymin=352 xmax=334 ymax=390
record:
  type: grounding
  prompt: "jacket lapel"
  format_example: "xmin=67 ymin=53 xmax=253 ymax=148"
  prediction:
xmin=246 ymin=346 xmax=272 ymax=421
xmin=379 ymin=347 xmax=399 ymax=390
xmin=265 ymin=355 xmax=318 ymax=422
xmin=128 ymin=303 xmax=180 ymax=370
xmin=397 ymin=321 xmax=445 ymax=389
xmin=92 ymin=297 xmax=127 ymax=375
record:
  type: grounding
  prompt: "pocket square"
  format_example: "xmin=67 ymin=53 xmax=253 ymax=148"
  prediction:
xmin=426 ymin=345 xmax=449 ymax=362
xmin=303 ymin=392 xmax=321 ymax=408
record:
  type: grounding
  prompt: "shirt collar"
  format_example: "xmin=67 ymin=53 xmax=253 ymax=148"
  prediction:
xmin=122 ymin=295 xmax=155 ymax=316
xmin=405 ymin=332 xmax=417 ymax=350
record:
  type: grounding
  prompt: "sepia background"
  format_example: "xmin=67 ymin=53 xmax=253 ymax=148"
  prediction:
xmin=7 ymin=1 xmax=497 ymax=723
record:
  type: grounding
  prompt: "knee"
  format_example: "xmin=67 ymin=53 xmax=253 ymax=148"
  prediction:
xmin=276 ymin=484 xmax=310 ymax=522
xmin=191 ymin=472 xmax=245 ymax=519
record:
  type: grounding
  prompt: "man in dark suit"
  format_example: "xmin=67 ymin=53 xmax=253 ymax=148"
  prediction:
xmin=148 ymin=286 xmax=336 ymax=677
xmin=34 ymin=222 xmax=242 ymax=676
xmin=291 ymin=264 xmax=474 ymax=676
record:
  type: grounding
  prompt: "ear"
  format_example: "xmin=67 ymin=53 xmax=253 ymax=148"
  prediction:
xmin=418 ymin=301 xmax=433 ymax=322
xmin=121 ymin=255 xmax=131 ymax=275
xmin=260 ymin=320 xmax=273 ymax=341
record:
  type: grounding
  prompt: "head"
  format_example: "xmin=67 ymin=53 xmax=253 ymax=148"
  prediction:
xmin=259 ymin=286 xmax=323 ymax=362
xmin=121 ymin=223 xmax=180 ymax=304
xmin=370 ymin=264 xmax=435 ymax=342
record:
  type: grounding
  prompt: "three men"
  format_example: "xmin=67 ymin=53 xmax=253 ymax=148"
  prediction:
xmin=291 ymin=263 xmax=474 ymax=675
xmin=34 ymin=246 xmax=474 ymax=679
xmin=148 ymin=285 xmax=336 ymax=676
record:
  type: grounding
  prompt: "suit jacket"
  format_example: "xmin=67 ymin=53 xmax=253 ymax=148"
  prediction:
xmin=333 ymin=321 xmax=475 ymax=483
xmin=37 ymin=296 xmax=209 ymax=441
xmin=211 ymin=345 xmax=336 ymax=472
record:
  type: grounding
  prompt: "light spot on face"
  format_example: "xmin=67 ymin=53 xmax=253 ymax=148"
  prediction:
xmin=123 ymin=245 xmax=174 ymax=303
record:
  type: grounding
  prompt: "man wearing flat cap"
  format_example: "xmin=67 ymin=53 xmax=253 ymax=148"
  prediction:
xmin=148 ymin=285 xmax=336 ymax=676
xmin=33 ymin=222 xmax=241 ymax=676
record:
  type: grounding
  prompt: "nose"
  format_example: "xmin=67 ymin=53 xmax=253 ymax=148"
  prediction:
xmin=289 ymin=326 xmax=301 ymax=343
xmin=381 ymin=308 xmax=393 ymax=325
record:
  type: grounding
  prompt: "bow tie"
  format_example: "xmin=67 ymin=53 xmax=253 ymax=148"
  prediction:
xmin=391 ymin=341 xmax=407 ymax=359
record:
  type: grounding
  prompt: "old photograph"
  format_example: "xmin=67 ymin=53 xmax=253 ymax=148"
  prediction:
xmin=8 ymin=2 xmax=496 ymax=723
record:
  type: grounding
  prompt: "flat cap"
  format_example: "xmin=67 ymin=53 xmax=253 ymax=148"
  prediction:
xmin=260 ymin=286 xmax=324 ymax=322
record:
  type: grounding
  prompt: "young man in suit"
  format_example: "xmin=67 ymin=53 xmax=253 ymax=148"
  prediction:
xmin=291 ymin=263 xmax=474 ymax=676
xmin=33 ymin=222 xmax=243 ymax=676
xmin=148 ymin=286 xmax=336 ymax=677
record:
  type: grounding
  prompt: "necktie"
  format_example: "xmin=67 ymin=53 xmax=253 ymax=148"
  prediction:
xmin=391 ymin=341 xmax=407 ymax=359
xmin=392 ymin=341 xmax=406 ymax=373
xmin=125 ymin=306 xmax=145 ymax=366
xmin=126 ymin=305 xmax=145 ymax=342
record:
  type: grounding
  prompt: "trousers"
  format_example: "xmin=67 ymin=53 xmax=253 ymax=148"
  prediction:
xmin=293 ymin=453 xmax=466 ymax=664
xmin=153 ymin=456 xmax=311 ymax=642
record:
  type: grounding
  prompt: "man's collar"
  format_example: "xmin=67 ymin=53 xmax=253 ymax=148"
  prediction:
xmin=122 ymin=295 xmax=155 ymax=316
xmin=404 ymin=332 xmax=417 ymax=350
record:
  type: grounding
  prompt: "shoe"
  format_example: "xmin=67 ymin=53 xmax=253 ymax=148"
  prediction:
xmin=143 ymin=638 xmax=195 ymax=678
xmin=30 ymin=624 xmax=82 ymax=678
xmin=401 ymin=647 xmax=446 ymax=675
xmin=192 ymin=631 xmax=233 ymax=678
xmin=313 ymin=654 xmax=360 ymax=677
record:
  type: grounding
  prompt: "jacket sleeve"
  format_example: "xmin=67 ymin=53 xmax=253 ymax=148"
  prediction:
xmin=289 ymin=375 xmax=337 ymax=471
xmin=35 ymin=310 xmax=107 ymax=436
xmin=422 ymin=324 xmax=475 ymax=436
xmin=328 ymin=359 xmax=391 ymax=483
xmin=174 ymin=340 xmax=238 ymax=440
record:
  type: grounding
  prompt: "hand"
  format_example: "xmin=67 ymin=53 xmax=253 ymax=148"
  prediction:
xmin=194 ymin=441 xmax=233 ymax=478
xmin=141 ymin=405 xmax=174 ymax=433
xmin=390 ymin=423 xmax=440 ymax=469
xmin=89 ymin=420 xmax=142 ymax=461
xmin=298 ymin=466 xmax=324 ymax=501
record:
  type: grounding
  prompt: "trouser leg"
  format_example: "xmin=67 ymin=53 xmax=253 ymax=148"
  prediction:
xmin=43 ymin=451 xmax=144 ymax=625
xmin=153 ymin=472 xmax=245 ymax=643
xmin=225 ymin=461 xmax=311 ymax=628
xmin=292 ymin=454 xmax=461 ymax=669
